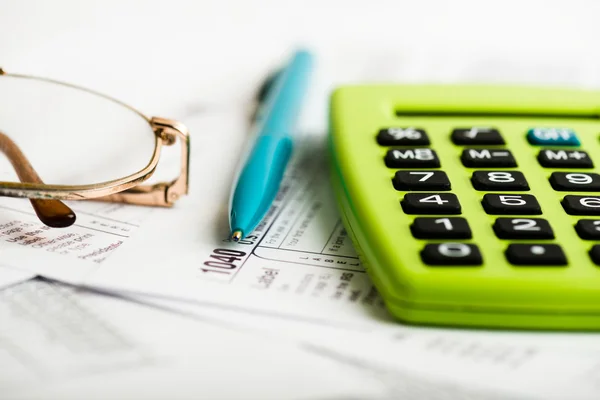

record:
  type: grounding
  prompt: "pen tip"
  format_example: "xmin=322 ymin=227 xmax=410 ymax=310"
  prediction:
xmin=231 ymin=230 xmax=243 ymax=242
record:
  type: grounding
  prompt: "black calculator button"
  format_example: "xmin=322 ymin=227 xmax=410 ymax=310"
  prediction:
xmin=493 ymin=218 xmax=554 ymax=239
xmin=461 ymin=149 xmax=517 ymax=168
xmin=411 ymin=217 xmax=472 ymax=239
xmin=393 ymin=171 xmax=451 ymax=191
xmin=575 ymin=220 xmax=600 ymax=239
xmin=421 ymin=243 xmax=482 ymax=266
xmin=482 ymin=194 xmax=542 ymax=215
xmin=505 ymin=244 xmax=567 ymax=266
xmin=377 ymin=127 xmax=429 ymax=146
xmin=537 ymin=149 xmax=593 ymax=168
xmin=385 ymin=148 xmax=440 ymax=168
xmin=561 ymin=196 xmax=600 ymax=215
xmin=549 ymin=172 xmax=600 ymax=191
xmin=588 ymin=245 xmax=600 ymax=265
xmin=451 ymin=127 xmax=504 ymax=145
xmin=401 ymin=193 xmax=461 ymax=214
xmin=471 ymin=171 xmax=529 ymax=191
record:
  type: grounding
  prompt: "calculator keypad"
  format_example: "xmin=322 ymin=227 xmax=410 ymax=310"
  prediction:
xmin=377 ymin=127 xmax=430 ymax=146
xmin=385 ymin=148 xmax=440 ymax=168
xmin=411 ymin=217 xmax=472 ymax=239
xmin=421 ymin=243 xmax=482 ymax=266
xmin=549 ymin=172 xmax=600 ymax=191
xmin=493 ymin=218 xmax=554 ymax=239
xmin=505 ymin=244 xmax=567 ymax=266
xmin=537 ymin=149 xmax=593 ymax=168
xmin=401 ymin=193 xmax=461 ymax=214
xmin=482 ymin=194 xmax=542 ymax=215
xmin=471 ymin=171 xmax=529 ymax=191
xmin=461 ymin=149 xmax=517 ymax=168
xmin=451 ymin=127 xmax=504 ymax=145
xmin=377 ymin=123 xmax=600 ymax=272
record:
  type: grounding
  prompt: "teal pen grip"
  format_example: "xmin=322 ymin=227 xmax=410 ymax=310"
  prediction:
xmin=229 ymin=136 xmax=293 ymax=235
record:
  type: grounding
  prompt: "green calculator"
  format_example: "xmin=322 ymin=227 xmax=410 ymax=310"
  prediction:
xmin=329 ymin=84 xmax=600 ymax=330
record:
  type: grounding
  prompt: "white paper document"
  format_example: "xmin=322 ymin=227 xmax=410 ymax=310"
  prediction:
xmin=0 ymin=278 xmax=395 ymax=400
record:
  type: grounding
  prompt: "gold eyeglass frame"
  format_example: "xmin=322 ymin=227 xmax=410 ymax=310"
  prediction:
xmin=0 ymin=68 xmax=189 ymax=227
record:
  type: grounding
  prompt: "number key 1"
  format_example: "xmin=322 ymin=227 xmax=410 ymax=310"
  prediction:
xmin=411 ymin=217 xmax=472 ymax=239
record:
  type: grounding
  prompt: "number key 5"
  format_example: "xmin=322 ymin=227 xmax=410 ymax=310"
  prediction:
xmin=482 ymin=194 xmax=542 ymax=215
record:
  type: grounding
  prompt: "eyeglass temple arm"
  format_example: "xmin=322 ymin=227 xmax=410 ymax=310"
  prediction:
xmin=96 ymin=117 xmax=189 ymax=207
xmin=0 ymin=131 xmax=76 ymax=227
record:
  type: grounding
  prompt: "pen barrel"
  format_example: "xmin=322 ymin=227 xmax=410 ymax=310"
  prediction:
xmin=230 ymin=136 xmax=293 ymax=234
xmin=259 ymin=51 xmax=313 ymax=136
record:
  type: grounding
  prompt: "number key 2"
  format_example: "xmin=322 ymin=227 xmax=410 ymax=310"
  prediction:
xmin=493 ymin=218 xmax=554 ymax=239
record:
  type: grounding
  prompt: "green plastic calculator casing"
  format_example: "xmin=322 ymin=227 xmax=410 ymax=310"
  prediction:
xmin=329 ymin=85 xmax=600 ymax=330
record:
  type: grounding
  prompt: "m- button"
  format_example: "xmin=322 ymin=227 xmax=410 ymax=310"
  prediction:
xmin=461 ymin=148 xmax=517 ymax=168
xmin=538 ymin=149 xmax=593 ymax=168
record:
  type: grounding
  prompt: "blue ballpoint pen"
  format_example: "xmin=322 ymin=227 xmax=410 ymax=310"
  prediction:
xmin=229 ymin=50 xmax=314 ymax=241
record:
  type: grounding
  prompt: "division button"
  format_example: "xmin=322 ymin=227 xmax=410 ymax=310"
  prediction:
xmin=421 ymin=243 xmax=482 ymax=266
xmin=385 ymin=148 xmax=440 ymax=168
xmin=461 ymin=148 xmax=517 ymax=168
xmin=561 ymin=196 xmax=600 ymax=215
xmin=549 ymin=172 xmax=600 ymax=191
xmin=575 ymin=220 xmax=600 ymax=240
xmin=505 ymin=244 xmax=567 ymax=266
xmin=377 ymin=127 xmax=430 ymax=146
xmin=537 ymin=149 xmax=593 ymax=168
xmin=493 ymin=218 xmax=554 ymax=239
xmin=471 ymin=171 xmax=529 ymax=191
xmin=411 ymin=217 xmax=472 ymax=239
xmin=482 ymin=194 xmax=542 ymax=215
xmin=393 ymin=171 xmax=451 ymax=191
xmin=451 ymin=127 xmax=504 ymax=145
xmin=526 ymin=127 xmax=580 ymax=146
xmin=401 ymin=193 xmax=461 ymax=214
xmin=588 ymin=245 xmax=600 ymax=265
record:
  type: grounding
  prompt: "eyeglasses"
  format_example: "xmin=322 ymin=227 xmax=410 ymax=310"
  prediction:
xmin=0 ymin=68 xmax=189 ymax=228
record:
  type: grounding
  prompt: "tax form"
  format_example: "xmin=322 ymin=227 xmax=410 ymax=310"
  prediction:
xmin=0 ymin=278 xmax=393 ymax=399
